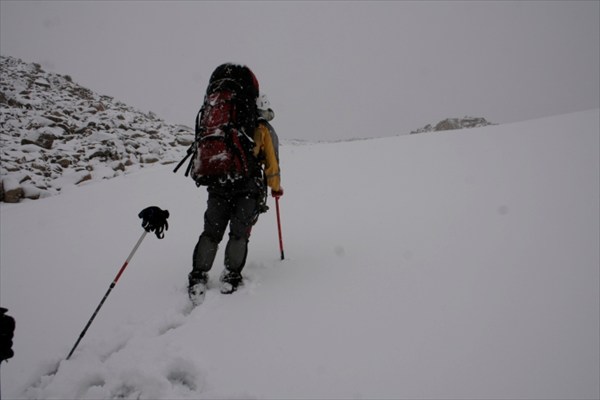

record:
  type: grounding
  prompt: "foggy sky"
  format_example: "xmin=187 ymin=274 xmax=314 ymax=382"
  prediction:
xmin=1 ymin=1 xmax=598 ymax=141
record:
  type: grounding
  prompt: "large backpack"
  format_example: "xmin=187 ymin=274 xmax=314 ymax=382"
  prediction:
xmin=175 ymin=64 xmax=260 ymax=186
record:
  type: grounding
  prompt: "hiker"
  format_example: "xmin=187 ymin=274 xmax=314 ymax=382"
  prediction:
xmin=186 ymin=64 xmax=283 ymax=300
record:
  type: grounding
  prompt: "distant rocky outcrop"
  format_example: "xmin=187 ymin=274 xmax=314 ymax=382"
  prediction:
xmin=0 ymin=55 xmax=193 ymax=203
xmin=410 ymin=116 xmax=496 ymax=135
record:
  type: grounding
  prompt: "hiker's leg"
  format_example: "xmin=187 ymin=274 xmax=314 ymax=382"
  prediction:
xmin=192 ymin=193 xmax=231 ymax=273
xmin=224 ymin=194 xmax=258 ymax=273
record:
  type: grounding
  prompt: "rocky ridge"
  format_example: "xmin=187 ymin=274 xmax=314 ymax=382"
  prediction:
xmin=410 ymin=116 xmax=496 ymax=134
xmin=0 ymin=55 xmax=193 ymax=203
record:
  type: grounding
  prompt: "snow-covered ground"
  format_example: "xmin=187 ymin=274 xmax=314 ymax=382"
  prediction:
xmin=1 ymin=109 xmax=599 ymax=399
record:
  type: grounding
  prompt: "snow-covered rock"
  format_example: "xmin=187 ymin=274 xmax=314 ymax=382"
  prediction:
xmin=0 ymin=55 xmax=192 ymax=203
xmin=410 ymin=116 xmax=496 ymax=134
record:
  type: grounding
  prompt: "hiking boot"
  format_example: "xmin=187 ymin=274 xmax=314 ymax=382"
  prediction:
xmin=220 ymin=269 xmax=243 ymax=294
xmin=188 ymin=271 xmax=208 ymax=305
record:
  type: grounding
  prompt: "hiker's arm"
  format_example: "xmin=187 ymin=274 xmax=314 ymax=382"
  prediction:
xmin=255 ymin=124 xmax=281 ymax=192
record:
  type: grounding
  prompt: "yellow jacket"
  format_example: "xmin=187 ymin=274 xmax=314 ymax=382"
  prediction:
xmin=253 ymin=121 xmax=281 ymax=192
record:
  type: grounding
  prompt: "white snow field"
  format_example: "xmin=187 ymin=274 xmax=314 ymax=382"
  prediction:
xmin=1 ymin=109 xmax=599 ymax=399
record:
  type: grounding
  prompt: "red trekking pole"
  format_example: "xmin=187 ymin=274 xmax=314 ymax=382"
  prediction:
xmin=66 ymin=207 xmax=169 ymax=360
xmin=66 ymin=230 xmax=147 ymax=360
xmin=275 ymin=196 xmax=285 ymax=260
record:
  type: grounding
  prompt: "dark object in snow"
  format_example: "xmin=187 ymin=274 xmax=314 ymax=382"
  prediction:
xmin=0 ymin=307 xmax=15 ymax=363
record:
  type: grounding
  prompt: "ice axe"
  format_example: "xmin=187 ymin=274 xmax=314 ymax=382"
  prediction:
xmin=66 ymin=206 xmax=169 ymax=360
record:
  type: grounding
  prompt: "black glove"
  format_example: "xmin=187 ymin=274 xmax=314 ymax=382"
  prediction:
xmin=138 ymin=206 xmax=170 ymax=239
xmin=0 ymin=307 xmax=15 ymax=363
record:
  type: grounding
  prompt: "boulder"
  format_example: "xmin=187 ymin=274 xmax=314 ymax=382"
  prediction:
xmin=1 ymin=178 xmax=23 ymax=203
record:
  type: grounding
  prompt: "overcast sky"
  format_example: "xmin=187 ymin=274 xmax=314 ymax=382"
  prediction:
xmin=1 ymin=1 xmax=598 ymax=141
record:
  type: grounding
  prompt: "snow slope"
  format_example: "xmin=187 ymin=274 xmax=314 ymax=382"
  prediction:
xmin=1 ymin=109 xmax=599 ymax=399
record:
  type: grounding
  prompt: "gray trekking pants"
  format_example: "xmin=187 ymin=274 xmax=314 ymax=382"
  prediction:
xmin=192 ymin=185 xmax=260 ymax=275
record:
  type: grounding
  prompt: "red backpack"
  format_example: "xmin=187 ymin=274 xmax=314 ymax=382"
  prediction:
xmin=175 ymin=64 xmax=260 ymax=186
